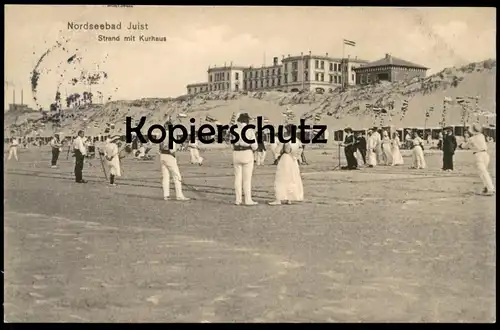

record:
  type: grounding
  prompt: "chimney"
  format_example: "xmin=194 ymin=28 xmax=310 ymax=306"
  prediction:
xmin=273 ymin=57 xmax=278 ymax=66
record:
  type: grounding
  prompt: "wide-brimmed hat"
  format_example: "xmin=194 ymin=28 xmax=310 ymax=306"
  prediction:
xmin=344 ymin=127 xmax=352 ymax=133
xmin=237 ymin=113 xmax=251 ymax=123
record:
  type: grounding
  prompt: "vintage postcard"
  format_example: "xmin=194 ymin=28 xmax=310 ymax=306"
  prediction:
xmin=4 ymin=5 xmax=496 ymax=323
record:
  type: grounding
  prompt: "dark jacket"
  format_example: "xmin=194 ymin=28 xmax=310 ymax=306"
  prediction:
xmin=344 ymin=134 xmax=356 ymax=152
xmin=355 ymin=136 xmax=367 ymax=151
xmin=443 ymin=135 xmax=457 ymax=154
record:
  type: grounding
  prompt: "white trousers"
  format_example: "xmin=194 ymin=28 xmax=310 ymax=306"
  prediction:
xmin=189 ymin=148 xmax=203 ymax=164
xmin=256 ymin=150 xmax=266 ymax=165
xmin=475 ymin=152 xmax=495 ymax=192
xmin=233 ymin=150 xmax=255 ymax=204
xmin=8 ymin=147 xmax=18 ymax=161
xmin=160 ymin=154 xmax=185 ymax=198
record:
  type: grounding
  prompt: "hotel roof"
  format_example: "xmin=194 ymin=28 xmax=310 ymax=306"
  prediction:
xmin=354 ymin=55 xmax=429 ymax=70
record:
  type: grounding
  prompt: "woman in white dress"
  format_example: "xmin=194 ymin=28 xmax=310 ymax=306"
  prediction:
xmin=391 ymin=131 xmax=404 ymax=166
xmin=366 ymin=130 xmax=377 ymax=167
xmin=381 ymin=130 xmax=393 ymax=165
xmin=104 ymin=135 xmax=122 ymax=186
xmin=410 ymin=131 xmax=426 ymax=169
xmin=269 ymin=125 xmax=304 ymax=205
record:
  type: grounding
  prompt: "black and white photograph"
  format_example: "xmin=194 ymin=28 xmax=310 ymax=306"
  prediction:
xmin=3 ymin=5 xmax=496 ymax=323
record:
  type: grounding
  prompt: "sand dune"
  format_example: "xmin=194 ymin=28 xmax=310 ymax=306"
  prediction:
xmin=4 ymin=59 xmax=496 ymax=138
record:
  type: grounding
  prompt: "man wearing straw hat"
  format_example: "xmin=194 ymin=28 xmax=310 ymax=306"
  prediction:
xmin=465 ymin=123 xmax=495 ymax=196
xmin=159 ymin=120 xmax=190 ymax=201
xmin=232 ymin=113 xmax=258 ymax=206
xmin=104 ymin=135 xmax=123 ymax=186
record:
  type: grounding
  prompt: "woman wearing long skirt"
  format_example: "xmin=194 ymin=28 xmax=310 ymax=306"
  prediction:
xmin=366 ymin=130 xmax=377 ymax=167
xmin=410 ymin=132 xmax=426 ymax=169
xmin=391 ymin=132 xmax=404 ymax=166
xmin=381 ymin=130 xmax=393 ymax=165
xmin=269 ymin=130 xmax=304 ymax=205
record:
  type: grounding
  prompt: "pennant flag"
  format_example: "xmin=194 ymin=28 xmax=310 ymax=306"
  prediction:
xmin=343 ymin=39 xmax=356 ymax=47
xmin=205 ymin=115 xmax=217 ymax=123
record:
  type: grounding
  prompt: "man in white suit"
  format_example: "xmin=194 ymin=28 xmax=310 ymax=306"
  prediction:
xmin=159 ymin=121 xmax=190 ymax=201
xmin=232 ymin=113 xmax=258 ymax=205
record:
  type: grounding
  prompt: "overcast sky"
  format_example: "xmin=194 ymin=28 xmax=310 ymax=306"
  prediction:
xmin=4 ymin=6 xmax=496 ymax=109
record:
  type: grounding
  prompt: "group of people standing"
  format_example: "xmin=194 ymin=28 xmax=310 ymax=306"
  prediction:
xmin=342 ymin=127 xmax=405 ymax=170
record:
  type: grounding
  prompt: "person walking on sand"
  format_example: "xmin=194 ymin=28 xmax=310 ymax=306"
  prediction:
xmin=391 ymin=131 xmax=404 ymax=166
xmin=159 ymin=121 xmax=190 ymax=201
xmin=269 ymin=124 xmax=304 ymax=205
xmin=50 ymin=133 xmax=62 ymax=168
xmin=104 ymin=135 xmax=123 ymax=186
xmin=188 ymin=137 xmax=204 ymax=165
xmin=73 ymin=130 xmax=88 ymax=183
xmin=442 ymin=126 xmax=457 ymax=172
xmin=464 ymin=123 xmax=495 ymax=196
xmin=409 ymin=131 xmax=426 ymax=169
xmin=231 ymin=113 xmax=258 ymax=206
xmin=366 ymin=130 xmax=377 ymax=168
xmin=381 ymin=130 xmax=393 ymax=166
xmin=7 ymin=137 xmax=19 ymax=161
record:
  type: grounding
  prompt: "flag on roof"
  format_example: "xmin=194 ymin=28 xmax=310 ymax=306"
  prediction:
xmin=343 ymin=39 xmax=356 ymax=47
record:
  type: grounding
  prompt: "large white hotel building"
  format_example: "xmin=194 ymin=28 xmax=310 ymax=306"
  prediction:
xmin=186 ymin=52 xmax=369 ymax=95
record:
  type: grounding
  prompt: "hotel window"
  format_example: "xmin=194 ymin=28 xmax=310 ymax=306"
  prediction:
xmin=320 ymin=61 xmax=324 ymax=69
xmin=292 ymin=62 xmax=298 ymax=70
xmin=315 ymin=73 xmax=319 ymax=81
xmin=315 ymin=60 xmax=319 ymax=69
xmin=277 ymin=68 xmax=281 ymax=75
xmin=292 ymin=72 xmax=298 ymax=82
xmin=278 ymin=78 xmax=281 ymax=85
xmin=351 ymin=73 xmax=354 ymax=81
xmin=304 ymin=72 xmax=308 ymax=81
xmin=334 ymin=63 xmax=337 ymax=71
xmin=272 ymin=79 xmax=275 ymax=87
xmin=266 ymin=70 xmax=270 ymax=76
xmin=284 ymin=75 xmax=288 ymax=83
xmin=261 ymin=71 xmax=264 ymax=77
xmin=338 ymin=77 xmax=342 ymax=84
xmin=334 ymin=76 xmax=338 ymax=84
xmin=227 ymin=82 xmax=230 ymax=89
xmin=272 ymin=69 xmax=275 ymax=75
xmin=209 ymin=75 xmax=212 ymax=82
xmin=227 ymin=72 xmax=230 ymax=80
xmin=267 ymin=79 xmax=270 ymax=86
xmin=304 ymin=61 xmax=309 ymax=69
xmin=329 ymin=63 xmax=333 ymax=71
xmin=235 ymin=72 xmax=239 ymax=80
xmin=260 ymin=80 xmax=264 ymax=88
xmin=320 ymin=73 xmax=324 ymax=81
xmin=284 ymin=63 xmax=288 ymax=72
xmin=329 ymin=75 xmax=333 ymax=82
